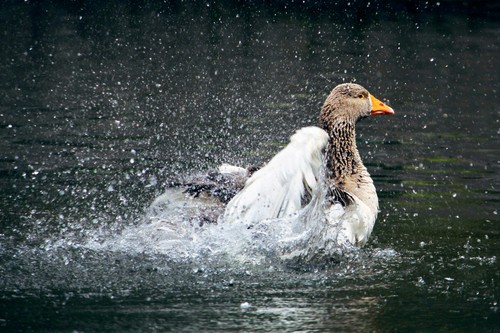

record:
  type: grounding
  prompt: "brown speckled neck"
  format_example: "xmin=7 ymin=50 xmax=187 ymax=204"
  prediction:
xmin=320 ymin=115 xmax=362 ymax=186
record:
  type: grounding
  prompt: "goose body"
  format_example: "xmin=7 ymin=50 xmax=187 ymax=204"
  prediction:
xmin=222 ymin=83 xmax=394 ymax=247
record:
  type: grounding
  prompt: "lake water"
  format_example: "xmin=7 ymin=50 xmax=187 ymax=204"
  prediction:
xmin=0 ymin=1 xmax=498 ymax=332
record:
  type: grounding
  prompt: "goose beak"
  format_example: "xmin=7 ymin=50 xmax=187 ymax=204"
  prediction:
xmin=370 ymin=94 xmax=395 ymax=116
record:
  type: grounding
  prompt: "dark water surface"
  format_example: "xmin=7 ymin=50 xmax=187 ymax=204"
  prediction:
xmin=1 ymin=1 xmax=499 ymax=332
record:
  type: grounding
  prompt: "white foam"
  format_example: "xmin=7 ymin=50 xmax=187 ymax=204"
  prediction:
xmin=85 ymin=181 xmax=349 ymax=266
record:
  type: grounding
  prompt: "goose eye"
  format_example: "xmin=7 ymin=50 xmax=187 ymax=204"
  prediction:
xmin=358 ymin=94 xmax=364 ymax=99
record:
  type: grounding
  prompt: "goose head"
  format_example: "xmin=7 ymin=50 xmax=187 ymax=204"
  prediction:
xmin=320 ymin=83 xmax=394 ymax=125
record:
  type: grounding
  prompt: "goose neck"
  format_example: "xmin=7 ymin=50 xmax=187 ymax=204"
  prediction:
xmin=323 ymin=120 xmax=363 ymax=182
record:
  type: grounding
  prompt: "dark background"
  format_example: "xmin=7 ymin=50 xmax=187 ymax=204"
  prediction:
xmin=0 ymin=1 xmax=498 ymax=331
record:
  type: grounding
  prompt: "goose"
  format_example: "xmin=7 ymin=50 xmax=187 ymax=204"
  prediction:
xmin=220 ymin=83 xmax=394 ymax=247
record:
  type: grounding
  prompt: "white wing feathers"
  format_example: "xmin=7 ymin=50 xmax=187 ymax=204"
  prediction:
xmin=222 ymin=126 xmax=329 ymax=225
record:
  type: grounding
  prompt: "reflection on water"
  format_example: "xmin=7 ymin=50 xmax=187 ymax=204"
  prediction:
xmin=0 ymin=1 xmax=498 ymax=331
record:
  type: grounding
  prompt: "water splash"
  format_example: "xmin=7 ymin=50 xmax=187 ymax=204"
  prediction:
xmin=85 ymin=180 xmax=352 ymax=268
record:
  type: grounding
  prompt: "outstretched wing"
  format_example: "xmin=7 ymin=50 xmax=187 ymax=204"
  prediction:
xmin=222 ymin=126 xmax=329 ymax=225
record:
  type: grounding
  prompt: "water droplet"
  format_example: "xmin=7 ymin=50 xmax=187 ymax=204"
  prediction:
xmin=240 ymin=302 xmax=251 ymax=309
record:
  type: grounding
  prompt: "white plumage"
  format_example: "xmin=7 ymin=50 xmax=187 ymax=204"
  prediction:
xmin=221 ymin=126 xmax=376 ymax=247
xmin=222 ymin=126 xmax=329 ymax=225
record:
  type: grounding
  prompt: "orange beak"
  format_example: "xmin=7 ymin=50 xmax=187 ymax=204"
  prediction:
xmin=370 ymin=94 xmax=395 ymax=116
